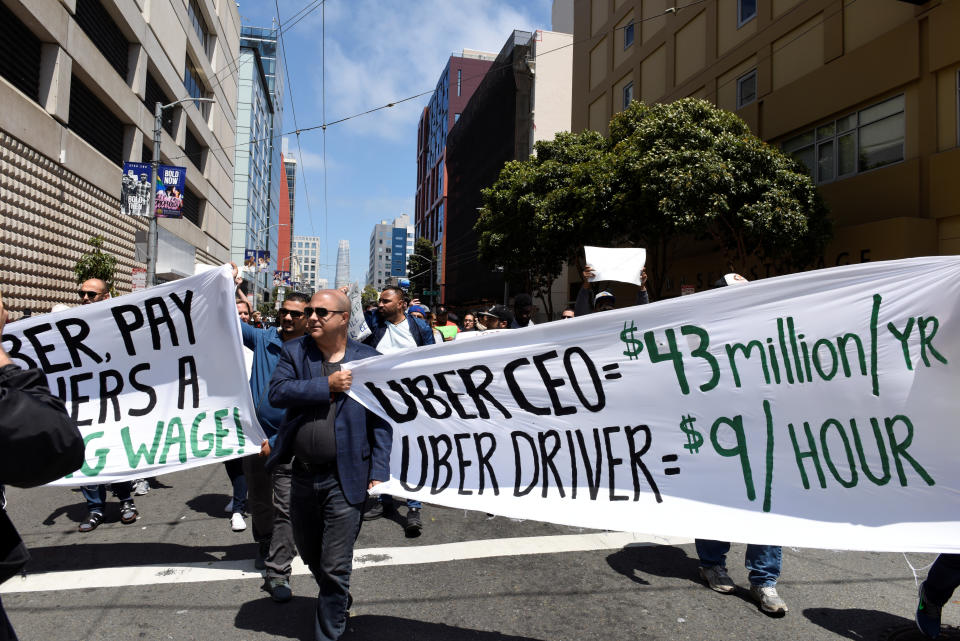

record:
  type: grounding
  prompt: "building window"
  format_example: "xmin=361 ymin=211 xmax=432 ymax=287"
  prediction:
xmin=188 ymin=0 xmax=213 ymax=58
xmin=0 ymin=2 xmax=41 ymax=103
xmin=454 ymin=113 xmax=460 ymax=123
xmin=736 ymin=69 xmax=757 ymax=109
xmin=782 ymin=94 xmax=904 ymax=184
xmin=184 ymin=127 xmax=205 ymax=171
xmin=457 ymin=68 xmax=462 ymax=96
xmin=622 ymin=82 xmax=634 ymax=111
xmin=75 ymin=0 xmax=129 ymax=80
xmin=184 ymin=56 xmax=210 ymax=116
xmin=738 ymin=0 xmax=757 ymax=27
xmin=624 ymin=20 xmax=635 ymax=50
xmin=144 ymin=73 xmax=175 ymax=136
xmin=182 ymin=186 xmax=202 ymax=226
xmin=68 ymin=75 xmax=124 ymax=166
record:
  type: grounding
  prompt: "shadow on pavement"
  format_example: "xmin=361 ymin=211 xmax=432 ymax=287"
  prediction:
xmin=344 ymin=615 xmax=547 ymax=641
xmin=606 ymin=544 xmax=699 ymax=586
xmin=21 ymin=541 xmax=259 ymax=574
xmin=234 ymin=601 xmax=549 ymax=641
xmin=235 ymin=595 xmax=315 ymax=640
xmin=186 ymin=492 xmax=232 ymax=518
xmin=803 ymin=607 xmax=939 ymax=640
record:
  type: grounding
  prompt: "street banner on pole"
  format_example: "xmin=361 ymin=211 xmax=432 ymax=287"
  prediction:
xmin=1 ymin=266 xmax=265 ymax=486
xmin=346 ymin=257 xmax=960 ymax=552
xmin=244 ymin=250 xmax=271 ymax=273
xmin=155 ymin=164 xmax=186 ymax=218
xmin=273 ymin=271 xmax=291 ymax=287
xmin=121 ymin=162 xmax=152 ymax=217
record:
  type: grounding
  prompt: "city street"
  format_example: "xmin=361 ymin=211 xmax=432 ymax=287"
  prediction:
xmin=1 ymin=462 xmax=956 ymax=641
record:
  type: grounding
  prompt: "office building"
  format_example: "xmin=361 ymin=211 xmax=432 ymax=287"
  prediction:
xmin=574 ymin=0 xmax=960 ymax=295
xmin=445 ymin=30 xmax=574 ymax=306
xmin=0 ymin=0 xmax=240 ymax=317
xmin=334 ymin=239 xmax=350 ymax=288
xmin=367 ymin=214 xmax=415 ymax=289
xmin=415 ymin=49 xmax=495 ymax=303
xmin=292 ymin=235 xmax=321 ymax=293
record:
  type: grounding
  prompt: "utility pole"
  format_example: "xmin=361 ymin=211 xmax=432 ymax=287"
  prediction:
xmin=146 ymin=102 xmax=161 ymax=288
xmin=145 ymin=97 xmax=213 ymax=288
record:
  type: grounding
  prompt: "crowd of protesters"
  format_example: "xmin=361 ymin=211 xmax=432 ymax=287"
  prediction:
xmin=1 ymin=261 xmax=957 ymax=641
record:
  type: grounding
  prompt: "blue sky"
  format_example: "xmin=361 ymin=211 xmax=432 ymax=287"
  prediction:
xmin=237 ymin=0 xmax=554 ymax=285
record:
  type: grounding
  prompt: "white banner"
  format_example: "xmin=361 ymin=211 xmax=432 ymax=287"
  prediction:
xmin=347 ymin=257 xmax=960 ymax=552
xmin=2 ymin=266 xmax=265 ymax=486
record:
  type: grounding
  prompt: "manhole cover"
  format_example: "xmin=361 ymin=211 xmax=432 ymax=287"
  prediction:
xmin=880 ymin=625 xmax=960 ymax=641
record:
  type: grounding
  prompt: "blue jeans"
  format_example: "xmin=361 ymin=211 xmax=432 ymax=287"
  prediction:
xmin=924 ymin=553 xmax=960 ymax=606
xmin=291 ymin=470 xmax=363 ymax=641
xmin=224 ymin=459 xmax=247 ymax=514
xmin=695 ymin=539 xmax=782 ymax=587
xmin=81 ymin=482 xmax=133 ymax=513
xmin=378 ymin=495 xmax=421 ymax=510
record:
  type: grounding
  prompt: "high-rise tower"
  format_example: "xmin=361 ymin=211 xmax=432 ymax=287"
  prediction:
xmin=335 ymin=240 xmax=351 ymax=288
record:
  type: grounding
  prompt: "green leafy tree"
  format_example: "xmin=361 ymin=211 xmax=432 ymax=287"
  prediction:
xmin=406 ymin=237 xmax=436 ymax=298
xmin=74 ymin=236 xmax=118 ymax=296
xmin=607 ymin=99 xmax=831 ymax=296
xmin=477 ymin=99 xmax=831 ymax=300
xmin=476 ymin=131 xmax=611 ymax=318
xmin=361 ymin=284 xmax=379 ymax=307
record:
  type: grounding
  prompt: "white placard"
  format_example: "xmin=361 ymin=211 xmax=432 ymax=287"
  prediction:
xmin=347 ymin=282 xmax=372 ymax=342
xmin=346 ymin=257 xmax=960 ymax=553
xmin=584 ymin=246 xmax=647 ymax=286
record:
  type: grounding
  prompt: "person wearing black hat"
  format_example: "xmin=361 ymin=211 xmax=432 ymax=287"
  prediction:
xmin=478 ymin=305 xmax=512 ymax=329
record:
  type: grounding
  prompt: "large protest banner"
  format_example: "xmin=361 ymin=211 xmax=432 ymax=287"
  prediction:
xmin=347 ymin=257 xmax=960 ymax=552
xmin=1 ymin=266 xmax=265 ymax=486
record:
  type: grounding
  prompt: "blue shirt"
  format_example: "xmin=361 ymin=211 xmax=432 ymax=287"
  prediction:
xmin=240 ymin=323 xmax=288 ymax=442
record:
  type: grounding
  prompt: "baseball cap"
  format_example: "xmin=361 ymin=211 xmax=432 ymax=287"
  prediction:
xmin=595 ymin=291 xmax=616 ymax=305
xmin=408 ymin=305 xmax=426 ymax=315
xmin=479 ymin=304 xmax=509 ymax=321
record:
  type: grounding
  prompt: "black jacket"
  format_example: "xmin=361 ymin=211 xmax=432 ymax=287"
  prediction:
xmin=0 ymin=365 xmax=84 ymax=590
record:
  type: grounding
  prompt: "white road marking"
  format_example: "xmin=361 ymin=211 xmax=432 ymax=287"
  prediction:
xmin=0 ymin=531 xmax=691 ymax=594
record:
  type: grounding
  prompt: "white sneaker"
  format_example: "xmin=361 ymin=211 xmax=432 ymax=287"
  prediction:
xmin=699 ymin=565 xmax=735 ymax=593
xmin=132 ymin=479 xmax=149 ymax=496
xmin=231 ymin=512 xmax=246 ymax=532
xmin=225 ymin=499 xmax=234 ymax=513
xmin=750 ymin=585 xmax=788 ymax=614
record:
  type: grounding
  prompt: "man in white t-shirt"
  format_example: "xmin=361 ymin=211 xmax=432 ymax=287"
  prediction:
xmin=362 ymin=286 xmax=434 ymax=534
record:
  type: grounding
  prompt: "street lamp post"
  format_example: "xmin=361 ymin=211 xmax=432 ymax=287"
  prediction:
xmin=146 ymin=97 xmax=215 ymax=288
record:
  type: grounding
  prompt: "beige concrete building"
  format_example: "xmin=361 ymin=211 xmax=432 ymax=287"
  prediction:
xmin=0 ymin=0 xmax=240 ymax=318
xmin=573 ymin=0 xmax=960 ymax=295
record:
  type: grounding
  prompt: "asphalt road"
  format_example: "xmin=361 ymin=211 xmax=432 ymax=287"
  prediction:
xmin=2 ymin=462 xmax=957 ymax=641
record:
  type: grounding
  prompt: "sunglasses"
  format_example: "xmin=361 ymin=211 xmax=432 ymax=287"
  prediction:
xmin=78 ymin=290 xmax=102 ymax=299
xmin=278 ymin=308 xmax=304 ymax=319
xmin=303 ymin=307 xmax=348 ymax=319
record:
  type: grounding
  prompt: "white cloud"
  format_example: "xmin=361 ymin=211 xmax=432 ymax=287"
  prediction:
xmin=290 ymin=0 xmax=552 ymax=141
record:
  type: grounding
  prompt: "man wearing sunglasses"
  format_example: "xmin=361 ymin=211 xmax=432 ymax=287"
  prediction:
xmin=232 ymin=264 xmax=308 ymax=604
xmin=74 ymin=278 xmax=143 ymax=532
xmin=78 ymin=278 xmax=110 ymax=305
xmin=266 ymin=289 xmax=391 ymax=641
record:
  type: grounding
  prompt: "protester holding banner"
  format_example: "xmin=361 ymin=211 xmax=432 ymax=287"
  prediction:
xmin=576 ymin=265 xmax=649 ymax=315
xmin=0 ymin=291 xmax=85 ymax=640
xmin=233 ymin=275 xmax=309 ymax=603
xmin=74 ymin=279 xmax=141 ymax=532
xmin=266 ymin=289 xmax=392 ymax=641
xmin=362 ymin=286 xmax=433 ymax=534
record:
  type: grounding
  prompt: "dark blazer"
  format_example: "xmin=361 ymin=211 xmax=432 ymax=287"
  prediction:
xmin=265 ymin=336 xmax=392 ymax=505
xmin=363 ymin=311 xmax=435 ymax=348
